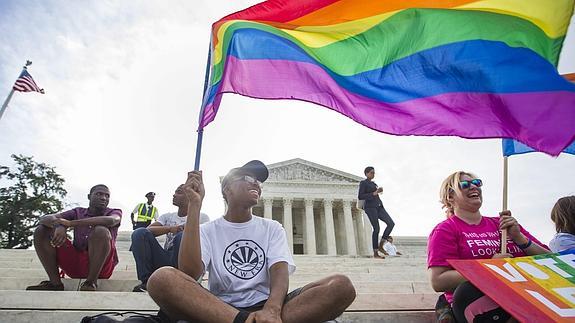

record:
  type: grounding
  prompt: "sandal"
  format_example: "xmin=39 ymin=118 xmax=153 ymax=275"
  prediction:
xmin=80 ymin=280 xmax=98 ymax=291
xmin=26 ymin=280 xmax=64 ymax=291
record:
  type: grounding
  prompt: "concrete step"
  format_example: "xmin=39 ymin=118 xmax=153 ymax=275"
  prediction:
xmin=0 ymin=278 xmax=435 ymax=294
xmin=0 ymin=291 xmax=158 ymax=311
xmin=0 ymin=260 xmax=428 ymax=273
xmin=0 ymin=268 xmax=138 ymax=280
xmin=0 ymin=310 xmax=435 ymax=323
xmin=0 ymin=290 xmax=437 ymax=312
xmin=0 ymin=250 xmax=427 ymax=261
xmin=0 ymin=268 xmax=428 ymax=281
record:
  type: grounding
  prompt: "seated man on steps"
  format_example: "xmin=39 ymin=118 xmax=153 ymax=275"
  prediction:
xmin=26 ymin=184 xmax=122 ymax=292
xmin=382 ymin=236 xmax=402 ymax=256
xmin=147 ymin=160 xmax=356 ymax=323
xmin=131 ymin=184 xmax=210 ymax=292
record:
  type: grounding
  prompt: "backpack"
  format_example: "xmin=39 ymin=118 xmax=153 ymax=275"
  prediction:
xmin=80 ymin=311 xmax=168 ymax=323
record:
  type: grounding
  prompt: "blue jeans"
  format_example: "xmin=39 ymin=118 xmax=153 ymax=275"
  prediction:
xmin=133 ymin=222 xmax=151 ymax=230
xmin=131 ymin=228 xmax=183 ymax=284
xmin=365 ymin=205 xmax=394 ymax=250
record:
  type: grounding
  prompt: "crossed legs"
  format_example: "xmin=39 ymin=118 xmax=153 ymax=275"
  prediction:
xmin=147 ymin=267 xmax=356 ymax=323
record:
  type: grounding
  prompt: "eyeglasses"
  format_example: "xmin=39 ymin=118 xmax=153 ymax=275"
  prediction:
xmin=459 ymin=179 xmax=483 ymax=189
xmin=231 ymin=175 xmax=261 ymax=185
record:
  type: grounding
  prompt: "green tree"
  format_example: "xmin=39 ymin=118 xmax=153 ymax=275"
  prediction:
xmin=0 ymin=154 xmax=67 ymax=249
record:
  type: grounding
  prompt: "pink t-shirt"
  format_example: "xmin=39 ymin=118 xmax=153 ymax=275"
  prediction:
xmin=427 ymin=215 xmax=546 ymax=302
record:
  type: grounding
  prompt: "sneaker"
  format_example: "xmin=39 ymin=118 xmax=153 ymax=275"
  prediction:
xmin=80 ymin=280 xmax=97 ymax=291
xmin=26 ymin=280 xmax=64 ymax=291
xmin=132 ymin=283 xmax=147 ymax=292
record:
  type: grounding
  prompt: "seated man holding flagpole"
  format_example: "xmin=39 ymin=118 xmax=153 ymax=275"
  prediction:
xmin=146 ymin=160 xmax=356 ymax=323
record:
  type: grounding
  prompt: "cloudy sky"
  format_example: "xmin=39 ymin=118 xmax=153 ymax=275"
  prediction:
xmin=1 ymin=0 xmax=574 ymax=244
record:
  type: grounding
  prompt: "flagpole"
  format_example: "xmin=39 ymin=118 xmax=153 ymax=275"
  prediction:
xmin=500 ymin=156 xmax=509 ymax=253
xmin=0 ymin=89 xmax=16 ymax=122
xmin=0 ymin=61 xmax=33 ymax=122
xmin=194 ymin=42 xmax=213 ymax=171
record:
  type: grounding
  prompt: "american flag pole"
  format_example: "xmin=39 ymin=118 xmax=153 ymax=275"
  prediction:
xmin=0 ymin=61 xmax=33 ymax=122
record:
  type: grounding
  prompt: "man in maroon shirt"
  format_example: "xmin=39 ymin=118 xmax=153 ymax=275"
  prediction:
xmin=26 ymin=184 xmax=122 ymax=291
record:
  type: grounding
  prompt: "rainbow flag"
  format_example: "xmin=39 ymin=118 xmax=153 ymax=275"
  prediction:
xmin=200 ymin=0 xmax=575 ymax=156
xmin=503 ymin=74 xmax=575 ymax=157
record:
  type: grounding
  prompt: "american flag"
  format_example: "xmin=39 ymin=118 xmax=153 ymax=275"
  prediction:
xmin=12 ymin=69 xmax=44 ymax=94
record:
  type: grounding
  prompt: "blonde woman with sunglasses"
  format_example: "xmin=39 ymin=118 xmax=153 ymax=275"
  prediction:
xmin=428 ymin=171 xmax=549 ymax=323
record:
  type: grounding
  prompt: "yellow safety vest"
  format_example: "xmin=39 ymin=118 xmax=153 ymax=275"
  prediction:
xmin=136 ymin=203 xmax=157 ymax=222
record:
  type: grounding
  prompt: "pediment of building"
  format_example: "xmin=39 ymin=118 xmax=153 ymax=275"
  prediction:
xmin=266 ymin=158 xmax=363 ymax=183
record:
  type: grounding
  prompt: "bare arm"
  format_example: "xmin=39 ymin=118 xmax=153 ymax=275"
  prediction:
xmin=249 ymin=262 xmax=289 ymax=322
xmin=178 ymin=171 xmax=205 ymax=280
xmin=57 ymin=214 xmax=121 ymax=228
xmin=38 ymin=214 xmax=65 ymax=227
xmin=264 ymin=262 xmax=289 ymax=312
xmin=147 ymin=221 xmax=182 ymax=237
xmin=511 ymin=233 xmax=550 ymax=256
xmin=429 ymin=266 xmax=467 ymax=292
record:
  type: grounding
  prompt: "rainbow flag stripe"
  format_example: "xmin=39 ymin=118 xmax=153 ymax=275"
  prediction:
xmin=200 ymin=0 xmax=575 ymax=155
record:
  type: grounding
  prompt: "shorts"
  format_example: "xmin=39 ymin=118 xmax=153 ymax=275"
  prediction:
xmin=56 ymin=239 xmax=117 ymax=279
xmin=232 ymin=288 xmax=303 ymax=323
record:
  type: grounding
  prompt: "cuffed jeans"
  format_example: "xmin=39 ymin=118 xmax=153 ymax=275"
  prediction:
xmin=131 ymin=228 xmax=183 ymax=284
xmin=364 ymin=205 xmax=394 ymax=250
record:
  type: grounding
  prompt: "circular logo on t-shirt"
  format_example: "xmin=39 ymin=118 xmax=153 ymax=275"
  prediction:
xmin=223 ymin=239 xmax=265 ymax=280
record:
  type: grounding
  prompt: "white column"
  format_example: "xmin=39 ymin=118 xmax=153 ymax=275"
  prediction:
xmin=283 ymin=198 xmax=293 ymax=254
xmin=323 ymin=198 xmax=337 ymax=255
xmin=353 ymin=210 xmax=365 ymax=255
xmin=363 ymin=210 xmax=373 ymax=254
xmin=263 ymin=198 xmax=273 ymax=219
xmin=342 ymin=200 xmax=357 ymax=255
xmin=304 ymin=198 xmax=316 ymax=255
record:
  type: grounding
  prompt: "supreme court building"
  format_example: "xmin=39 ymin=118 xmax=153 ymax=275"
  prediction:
xmin=247 ymin=158 xmax=372 ymax=256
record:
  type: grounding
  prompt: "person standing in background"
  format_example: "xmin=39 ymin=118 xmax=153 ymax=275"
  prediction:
xmin=131 ymin=192 xmax=159 ymax=230
xmin=358 ymin=166 xmax=395 ymax=259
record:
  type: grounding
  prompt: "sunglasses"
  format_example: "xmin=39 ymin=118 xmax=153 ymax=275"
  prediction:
xmin=459 ymin=179 xmax=483 ymax=189
xmin=231 ymin=175 xmax=261 ymax=185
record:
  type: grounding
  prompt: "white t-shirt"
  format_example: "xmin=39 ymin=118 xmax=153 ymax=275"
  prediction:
xmin=383 ymin=241 xmax=398 ymax=256
xmin=157 ymin=212 xmax=210 ymax=250
xmin=200 ymin=215 xmax=296 ymax=307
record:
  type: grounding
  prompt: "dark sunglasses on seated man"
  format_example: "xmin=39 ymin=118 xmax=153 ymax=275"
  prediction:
xmin=459 ymin=179 xmax=483 ymax=189
xmin=231 ymin=175 xmax=261 ymax=185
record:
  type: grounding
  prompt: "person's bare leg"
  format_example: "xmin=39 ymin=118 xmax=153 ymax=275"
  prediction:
xmin=86 ymin=226 xmax=111 ymax=284
xmin=281 ymin=274 xmax=356 ymax=323
xmin=147 ymin=266 xmax=240 ymax=322
xmin=33 ymin=225 xmax=62 ymax=285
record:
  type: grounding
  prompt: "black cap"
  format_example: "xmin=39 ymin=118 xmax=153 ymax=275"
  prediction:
xmin=145 ymin=192 xmax=156 ymax=197
xmin=221 ymin=160 xmax=269 ymax=188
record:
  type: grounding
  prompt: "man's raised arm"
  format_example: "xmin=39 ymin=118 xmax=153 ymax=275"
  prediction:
xmin=178 ymin=171 xmax=205 ymax=280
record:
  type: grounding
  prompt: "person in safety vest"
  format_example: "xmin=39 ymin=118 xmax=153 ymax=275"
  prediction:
xmin=131 ymin=192 xmax=159 ymax=230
